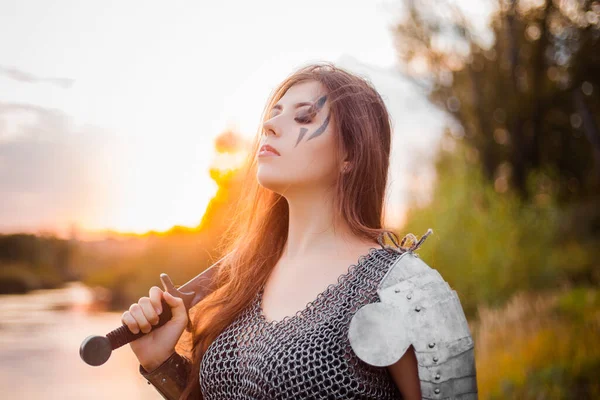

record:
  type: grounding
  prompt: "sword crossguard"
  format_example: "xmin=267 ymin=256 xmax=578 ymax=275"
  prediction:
xmin=159 ymin=273 xmax=195 ymax=310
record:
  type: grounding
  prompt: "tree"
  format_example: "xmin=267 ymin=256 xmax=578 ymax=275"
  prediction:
xmin=393 ymin=0 xmax=600 ymax=205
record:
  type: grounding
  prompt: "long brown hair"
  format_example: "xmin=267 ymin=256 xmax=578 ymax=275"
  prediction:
xmin=179 ymin=62 xmax=398 ymax=399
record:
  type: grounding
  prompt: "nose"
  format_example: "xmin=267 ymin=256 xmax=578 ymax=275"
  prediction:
xmin=262 ymin=117 xmax=281 ymax=137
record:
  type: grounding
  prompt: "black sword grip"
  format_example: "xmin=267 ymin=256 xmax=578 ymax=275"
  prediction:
xmin=107 ymin=297 xmax=173 ymax=349
xmin=80 ymin=297 xmax=175 ymax=366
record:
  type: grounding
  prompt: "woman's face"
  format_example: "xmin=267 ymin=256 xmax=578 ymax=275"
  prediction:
xmin=256 ymin=80 xmax=343 ymax=195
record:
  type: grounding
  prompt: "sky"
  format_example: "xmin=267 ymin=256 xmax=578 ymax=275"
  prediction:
xmin=0 ymin=0 xmax=493 ymax=238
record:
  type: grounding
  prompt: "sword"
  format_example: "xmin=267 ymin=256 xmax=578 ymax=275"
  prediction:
xmin=79 ymin=250 xmax=233 ymax=366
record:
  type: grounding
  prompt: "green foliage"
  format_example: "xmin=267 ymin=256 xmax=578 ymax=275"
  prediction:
xmin=491 ymin=358 xmax=600 ymax=399
xmin=79 ymin=235 xmax=217 ymax=309
xmin=0 ymin=234 xmax=75 ymax=293
xmin=401 ymin=139 xmax=568 ymax=317
xmin=0 ymin=263 xmax=42 ymax=293
xmin=554 ymin=285 xmax=600 ymax=323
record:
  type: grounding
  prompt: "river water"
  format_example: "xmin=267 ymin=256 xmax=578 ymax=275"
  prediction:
xmin=0 ymin=282 xmax=165 ymax=399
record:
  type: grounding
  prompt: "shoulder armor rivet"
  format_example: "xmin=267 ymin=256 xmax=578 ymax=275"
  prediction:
xmin=394 ymin=288 xmax=401 ymax=293
xmin=161 ymin=378 xmax=167 ymax=383
xmin=415 ymin=306 xmax=421 ymax=312
xmin=428 ymin=342 xmax=435 ymax=348
xmin=433 ymin=356 xmax=439 ymax=362
xmin=434 ymin=388 xmax=440 ymax=394
xmin=175 ymin=363 xmax=179 ymax=367
xmin=406 ymin=294 xmax=412 ymax=299
xmin=435 ymin=373 xmax=440 ymax=380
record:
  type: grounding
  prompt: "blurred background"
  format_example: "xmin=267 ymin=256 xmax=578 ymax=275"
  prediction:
xmin=0 ymin=0 xmax=598 ymax=398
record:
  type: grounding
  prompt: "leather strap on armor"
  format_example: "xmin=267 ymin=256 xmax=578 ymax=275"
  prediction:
xmin=139 ymin=351 xmax=192 ymax=400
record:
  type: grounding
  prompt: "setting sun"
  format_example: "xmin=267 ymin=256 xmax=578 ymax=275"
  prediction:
xmin=0 ymin=0 xmax=445 ymax=238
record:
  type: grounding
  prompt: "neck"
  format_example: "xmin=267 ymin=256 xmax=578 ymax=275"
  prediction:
xmin=280 ymin=185 xmax=368 ymax=260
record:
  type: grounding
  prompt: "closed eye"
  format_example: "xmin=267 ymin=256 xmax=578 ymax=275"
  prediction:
xmin=294 ymin=113 xmax=312 ymax=124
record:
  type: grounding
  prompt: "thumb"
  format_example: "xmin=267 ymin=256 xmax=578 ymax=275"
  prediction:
xmin=163 ymin=291 xmax=188 ymax=322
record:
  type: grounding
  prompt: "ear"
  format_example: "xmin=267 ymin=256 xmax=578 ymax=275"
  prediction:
xmin=339 ymin=144 xmax=351 ymax=173
xmin=341 ymin=160 xmax=352 ymax=174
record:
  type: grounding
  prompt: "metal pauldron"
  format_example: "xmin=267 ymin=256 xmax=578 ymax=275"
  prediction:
xmin=349 ymin=230 xmax=478 ymax=399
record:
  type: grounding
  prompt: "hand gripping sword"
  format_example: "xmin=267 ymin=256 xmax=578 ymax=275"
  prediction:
xmin=79 ymin=251 xmax=232 ymax=366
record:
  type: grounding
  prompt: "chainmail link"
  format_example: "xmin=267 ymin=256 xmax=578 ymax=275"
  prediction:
xmin=199 ymin=246 xmax=404 ymax=399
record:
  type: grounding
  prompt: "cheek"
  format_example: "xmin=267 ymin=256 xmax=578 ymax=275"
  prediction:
xmin=285 ymin=132 xmax=339 ymax=179
xmin=297 ymin=140 xmax=338 ymax=177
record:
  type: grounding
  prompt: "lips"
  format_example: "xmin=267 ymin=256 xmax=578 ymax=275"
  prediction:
xmin=259 ymin=144 xmax=281 ymax=156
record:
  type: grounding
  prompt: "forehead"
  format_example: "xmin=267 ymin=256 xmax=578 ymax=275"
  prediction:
xmin=277 ymin=80 xmax=326 ymax=105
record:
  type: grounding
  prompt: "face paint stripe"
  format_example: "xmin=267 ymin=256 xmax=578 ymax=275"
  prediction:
xmin=306 ymin=114 xmax=331 ymax=141
xmin=307 ymin=95 xmax=327 ymax=117
xmin=315 ymin=95 xmax=327 ymax=110
xmin=295 ymin=128 xmax=308 ymax=147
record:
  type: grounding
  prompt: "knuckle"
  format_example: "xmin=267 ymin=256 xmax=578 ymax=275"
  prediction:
xmin=149 ymin=288 xmax=161 ymax=299
xmin=123 ymin=316 xmax=137 ymax=329
xmin=129 ymin=303 xmax=140 ymax=312
xmin=153 ymin=295 xmax=163 ymax=304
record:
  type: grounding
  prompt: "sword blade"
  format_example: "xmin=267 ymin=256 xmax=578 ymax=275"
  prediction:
xmin=159 ymin=250 xmax=234 ymax=310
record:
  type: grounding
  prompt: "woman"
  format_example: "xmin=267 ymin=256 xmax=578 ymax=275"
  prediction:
xmin=124 ymin=63 xmax=426 ymax=399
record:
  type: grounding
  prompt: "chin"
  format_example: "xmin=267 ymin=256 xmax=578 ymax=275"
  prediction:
xmin=256 ymin=171 xmax=288 ymax=194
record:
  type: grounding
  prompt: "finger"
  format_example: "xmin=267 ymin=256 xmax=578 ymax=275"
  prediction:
xmin=163 ymin=292 xmax=188 ymax=322
xmin=129 ymin=303 xmax=152 ymax=334
xmin=121 ymin=311 xmax=140 ymax=334
xmin=139 ymin=297 xmax=160 ymax=326
xmin=149 ymin=286 xmax=163 ymax=315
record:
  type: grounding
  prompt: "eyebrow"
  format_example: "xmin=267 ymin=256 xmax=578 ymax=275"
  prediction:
xmin=271 ymin=101 xmax=313 ymax=111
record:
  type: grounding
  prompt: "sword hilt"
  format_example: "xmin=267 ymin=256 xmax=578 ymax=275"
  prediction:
xmin=79 ymin=273 xmax=193 ymax=366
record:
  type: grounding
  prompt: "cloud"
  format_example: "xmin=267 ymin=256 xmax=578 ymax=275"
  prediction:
xmin=0 ymin=101 xmax=117 ymax=234
xmin=0 ymin=65 xmax=75 ymax=89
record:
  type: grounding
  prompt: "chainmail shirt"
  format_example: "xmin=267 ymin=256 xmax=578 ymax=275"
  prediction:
xmin=199 ymin=246 xmax=404 ymax=399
